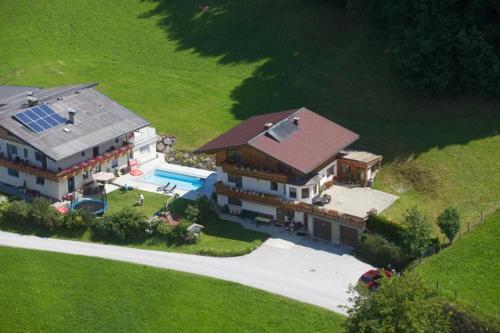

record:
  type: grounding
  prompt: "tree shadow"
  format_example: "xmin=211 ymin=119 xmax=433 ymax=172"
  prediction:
xmin=139 ymin=0 xmax=500 ymax=161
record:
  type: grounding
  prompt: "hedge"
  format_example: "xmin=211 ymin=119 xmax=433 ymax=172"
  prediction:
xmin=356 ymin=233 xmax=409 ymax=270
xmin=366 ymin=213 xmax=405 ymax=244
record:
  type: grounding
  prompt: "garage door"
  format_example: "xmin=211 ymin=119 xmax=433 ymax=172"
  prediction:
xmin=314 ymin=218 xmax=332 ymax=241
xmin=340 ymin=225 xmax=358 ymax=247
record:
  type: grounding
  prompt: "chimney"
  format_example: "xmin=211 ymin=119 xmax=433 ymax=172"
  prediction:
xmin=27 ymin=92 xmax=38 ymax=107
xmin=68 ymin=107 xmax=77 ymax=124
xmin=265 ymin=122 xmax=273 ymax=130
xmin=293 ymin=117 xmax=300 ymax=126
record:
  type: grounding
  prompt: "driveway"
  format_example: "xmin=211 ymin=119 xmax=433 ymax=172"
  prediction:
xmin=0 ymin=230 xmax=372 ymax=314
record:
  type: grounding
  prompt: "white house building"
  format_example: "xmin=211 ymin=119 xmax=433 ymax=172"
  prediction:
xmin=195 ymin=107 xmax=384 ymax=246
xmin=0 ymin=83 xmax=157 ymax=200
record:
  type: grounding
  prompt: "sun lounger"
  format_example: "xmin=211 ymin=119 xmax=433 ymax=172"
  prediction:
xmin=157 ymin=182 xmax=170 ymax=192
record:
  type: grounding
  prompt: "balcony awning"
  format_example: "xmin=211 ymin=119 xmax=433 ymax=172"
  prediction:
xmin=92 ymin=172 xmax=115 ymax=182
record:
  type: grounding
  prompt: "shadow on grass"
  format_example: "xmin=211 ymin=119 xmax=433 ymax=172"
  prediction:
xmin=0 ymin=220 xmax=87 ymax=239
xmin=139 ymin=0 xmax=500 ymax=161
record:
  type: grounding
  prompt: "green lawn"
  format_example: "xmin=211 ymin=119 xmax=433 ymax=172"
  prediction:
xmin=415 ymin=210 xmax=500 ymax=328
xmin=106 ymin=188 xmax=167 ymax=216
xmin=0 ymin=246 xmax=344 ymax=332
xmin=0 ymin=190 xmax=268 ymax=256
xmin=0 ymin=1 xmax=498 ymax=227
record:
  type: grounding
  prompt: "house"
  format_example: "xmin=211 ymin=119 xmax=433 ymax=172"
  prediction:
xmin=195 ymin=107 xmax=386 ymax=246
xmin=0 ymin=83 xmax=157 ymax=200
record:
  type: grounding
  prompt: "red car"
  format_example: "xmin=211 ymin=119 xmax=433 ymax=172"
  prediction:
xmin=358 ymin=269 xmax=393 ymax=290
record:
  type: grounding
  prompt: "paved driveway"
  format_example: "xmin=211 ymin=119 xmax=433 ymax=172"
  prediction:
xmin=0 ymin=230 xmax=372 ymax=314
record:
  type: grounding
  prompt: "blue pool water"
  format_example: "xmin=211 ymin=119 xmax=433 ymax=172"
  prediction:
xmin=141 ymin=169 xmax=205 ymax=191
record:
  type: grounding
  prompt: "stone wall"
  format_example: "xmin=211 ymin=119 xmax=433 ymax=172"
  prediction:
xmin=156 ymin=135 xmax=215 ymax=171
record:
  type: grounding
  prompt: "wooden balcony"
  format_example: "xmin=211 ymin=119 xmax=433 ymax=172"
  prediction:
xmin=220 ymin=161 xmax=288 ymax=183
xmin=215 ymin=182 xmax=365 ymax=229
xmin=0 ymin=144 xmax=133 ymax=183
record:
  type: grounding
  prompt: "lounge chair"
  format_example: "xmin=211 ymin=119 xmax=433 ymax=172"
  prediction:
xmin=157 ymin=182 xmax=170 ymax=192
xmin=165 ymin=184 xmax=177 ymax=194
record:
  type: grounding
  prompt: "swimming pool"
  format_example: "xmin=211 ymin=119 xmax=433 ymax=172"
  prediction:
xmin=140 ymin=169 xmax=205 ymax=191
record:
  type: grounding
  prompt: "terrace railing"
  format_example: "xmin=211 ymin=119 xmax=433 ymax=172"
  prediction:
xmin=215 ymin=181 xmax=365 ymax=229
xmin=220 ymin=161 xmax=288 ymax=183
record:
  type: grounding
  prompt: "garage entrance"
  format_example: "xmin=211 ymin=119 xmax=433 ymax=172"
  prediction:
xmin=340 ymin=225 xmax=359 ymax=247
xmin=313 ymin=218 xmax=332 ymax=241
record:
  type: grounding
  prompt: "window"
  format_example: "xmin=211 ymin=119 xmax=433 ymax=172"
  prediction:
xmin=115 ymin=138 xmax=119 ymax=143
xmin=7 ymin=144 xmax=17 ymax=158
xmin=228 ymin=173 xmax=242 ymax=187
xmin=23 ymin=148 xmax=28 ymax=159
xmin=289 ymin=187 xmax=297 ymax=199
xmin=270 ymin=181 xmax=278 ymax=191
xmin=36 ymin=176 xmax=45 ymax=186
xmin=81 ymin=151 xmax=85 ymax=157
xmin=8 ymin=168 xmax=19 ymax=177
xmin=287 ymin=210 xmax=295 ymax=220
xmin=35 ymin=151 xmax=42 ymax=161
xmin=228 ymin=197 xmax=242 ymax=207
xmin=139 ymin=145 xmax=150 ymax=154
xmin=327 ymin=164 xmax=336 ymax=177
xmin=112 ymin=159 xmax=118 ymax=168
xmin=313 ymin=184 xmax=318 ymax=195
xmin=302 ymin=188 xmax=310 ymax=198
xmin=227 ymin=149 xmax=241 ymax=163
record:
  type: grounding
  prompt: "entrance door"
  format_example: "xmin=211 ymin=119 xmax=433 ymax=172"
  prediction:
xmin=93 ymin=146 xmax=100 ymax=158
xmin=276 ymin=208 xmax=285 ymax=223
xmin=304 ymin=212 xmax=308 ymax=230
xmin=41 ymin=155 xmax=47 ymax=170
xmin=340 ymin=225 xmax=359 ymax=247
xmin=314 ymin=218 xmax=332 ymax=241
xmin=68 ymin=176 xmax=75 ymax=193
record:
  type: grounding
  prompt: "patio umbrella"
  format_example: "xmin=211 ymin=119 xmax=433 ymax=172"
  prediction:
xmin=92 ymin=172 xmax=115 ymax=182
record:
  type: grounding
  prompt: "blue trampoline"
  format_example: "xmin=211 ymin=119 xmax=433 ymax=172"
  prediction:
xmin=71 ymin=198 xmax=108 ymax=216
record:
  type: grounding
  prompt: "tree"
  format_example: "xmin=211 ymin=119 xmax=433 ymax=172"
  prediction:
xmin=437 ymin=207 xmax=461 ymax=244
xmin=185 ymin=204 xmax=200 ymax=224
xmin=344 ymin=273 xmax=450 ymax=333
xmin=401 ymin=207 xmax=431 ymax=258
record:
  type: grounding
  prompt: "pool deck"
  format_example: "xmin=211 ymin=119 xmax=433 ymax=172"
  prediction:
xmin=106 ymin=154 xmax=216 ymax=200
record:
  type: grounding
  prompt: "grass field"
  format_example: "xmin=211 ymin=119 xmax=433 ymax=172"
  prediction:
xmin=0 ymin=1 xmax=499 ymax=227
xmin=0 ymin=246 xmax=344 ymax=332
xmin=416 ymin=210 xmax=500 ymax=328
xmin=0 ymin=190 xmax=268 ymax=256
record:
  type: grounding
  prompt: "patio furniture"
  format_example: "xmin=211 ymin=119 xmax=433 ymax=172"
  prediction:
xmin=313 ymin=194 xmax=332 ymax=206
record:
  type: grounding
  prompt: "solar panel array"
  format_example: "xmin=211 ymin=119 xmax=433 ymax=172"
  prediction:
xmin=14 ymin=104 xmax=67 ymax=133
xmin=267 ymin=119 xmax=299 ymax=142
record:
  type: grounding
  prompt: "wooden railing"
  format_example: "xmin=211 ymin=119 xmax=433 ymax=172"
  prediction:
xmin=215 ymin=182 xmax=365 ymax=229
xmin=220 ymin=161 xmax=288 ymax=183
xmin=0 ymin=143 xmax=133 ymax=183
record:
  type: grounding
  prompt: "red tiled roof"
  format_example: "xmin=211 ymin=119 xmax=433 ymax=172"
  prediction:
xmin=196 ymin=107 xmax=359 ymax=174
xmin=195 ymin=109 xmax=299 ymax=153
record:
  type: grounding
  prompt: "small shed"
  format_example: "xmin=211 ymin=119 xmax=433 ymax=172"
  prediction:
xmin=187 ymin=223 xmax=204 ymax=235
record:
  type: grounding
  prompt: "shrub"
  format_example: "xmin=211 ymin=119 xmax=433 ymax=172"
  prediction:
xmin=195 ymin=196 xmax=213 ymax=224
xmin=92 ymin=208 xmax=148 ymax=240
xmin=344 ymin=273 xmax=451 ymax=332
xmin=31 ymin=198 xmax=61 ymax=230
xmin=169 ymin=220 xmax=190 ymax=241
xmin=155 ymin=221 xmax=173 ymax=239
xmin=366 ymin=213 xmax=405 ymax=244
xmin=401 ymin=207 xmax=432 ymax=259
xmin=185 ymin=204 xmax=200 ymax=224
xmin=437 ymin=207 xmax=461 ymax=244
xmin=2 ymin=200 xmax=31 ymax=225
xmin=62 ymin=209 xmax=94 ymax=230
xmin=356 ymin=233 xmax=408 ymax=270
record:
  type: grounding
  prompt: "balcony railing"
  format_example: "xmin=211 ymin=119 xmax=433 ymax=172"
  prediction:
xmin=0 ymin=143 xmax=133 ymax=182
xmin=215 ymin=182 xmax=365 ymax=229
xmin=221 ymin=161 xmax=288 ymax=183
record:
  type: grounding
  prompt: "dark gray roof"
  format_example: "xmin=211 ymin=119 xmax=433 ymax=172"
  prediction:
xmin=0 ymin=83 xmax=150 ymax=161
xmin=0 ymin=86 xmax=39 ymax=106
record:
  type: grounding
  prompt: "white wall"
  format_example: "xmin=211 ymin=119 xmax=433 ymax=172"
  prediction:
xmin=241 ymin=201 xmax=276 ymax=218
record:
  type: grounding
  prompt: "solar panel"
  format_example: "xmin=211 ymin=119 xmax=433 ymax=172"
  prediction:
xmin=14 ymin=104 xmax=67 ymax=133
xmin=267 ymin=120 xmax=299 ymax=142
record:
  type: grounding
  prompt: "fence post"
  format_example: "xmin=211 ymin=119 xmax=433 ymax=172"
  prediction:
xmin=468 ymin=222 xmax=470 ymax=232
xmin=436 ymin=281 xmax=439 ymax=291
xmin=481 ymin=211 xmax=483 ymax=223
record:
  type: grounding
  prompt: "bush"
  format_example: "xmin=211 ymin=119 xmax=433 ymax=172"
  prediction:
xmin=437 ymin=207 xmax=461 ymax=244
xmin=366 ymin=213 xmax=405 ymax=244
xmin=62 ymin=209 xmax=94 ymax=230
xmin=2 ymin=200 xmax=31 ymax=225
xmin=155 ymin=221 xmax=173 ymax=239
xmin=92 ymin=208 xmax=148 ymax=241
xmin=356 ymin=233 xmax=408 ymax=270
xmin=31 ymin=198 xmax=61 ymax=230
xmin=195 ymin=196 xmax=214 ymax=224
xmin=185 ymin=204 xmax=200 ymax=224
xmin=401 ymin=207 xmax=432 ymax=259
